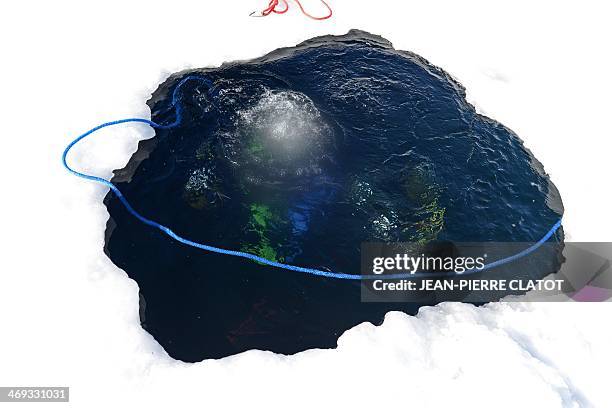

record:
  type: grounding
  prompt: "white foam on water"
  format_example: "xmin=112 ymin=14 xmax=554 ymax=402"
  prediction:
xmin=233 ymin=89 xmax=333 ymax=178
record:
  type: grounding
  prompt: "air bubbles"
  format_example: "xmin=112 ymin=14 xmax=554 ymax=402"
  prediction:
xmin=231 ymin=89 xmax=335 ymax=181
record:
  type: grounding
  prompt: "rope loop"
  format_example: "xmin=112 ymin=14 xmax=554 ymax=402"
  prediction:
xmin=62 ymin=75 xmax=563 ymax=280
xmin=252 ymin=0 xmax=332 ymax=20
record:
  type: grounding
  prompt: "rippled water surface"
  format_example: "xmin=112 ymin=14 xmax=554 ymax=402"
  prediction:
xmin=104 ymin=31 xmax=563 ymax=361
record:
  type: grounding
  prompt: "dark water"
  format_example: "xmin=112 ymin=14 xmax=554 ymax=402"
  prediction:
xmin=104 ymin=30 xmax=564 ymax=362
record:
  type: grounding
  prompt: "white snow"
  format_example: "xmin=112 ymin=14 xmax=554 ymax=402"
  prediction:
xmin=1 ymin=0 xmax=611 ymax=406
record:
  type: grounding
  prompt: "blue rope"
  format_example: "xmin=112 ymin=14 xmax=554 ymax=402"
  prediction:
xmin=62 ymin=75 xmax=563 ymax=280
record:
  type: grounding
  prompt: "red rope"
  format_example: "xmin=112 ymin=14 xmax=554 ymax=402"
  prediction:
xmin=254 ymin=0 xmax=332 ymax=20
